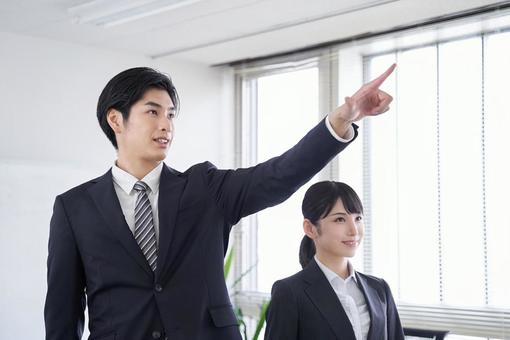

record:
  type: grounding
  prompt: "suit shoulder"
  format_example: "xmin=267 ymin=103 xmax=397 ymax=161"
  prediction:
xmin=357 ymin=271 xmax=384 ymax=284
xmin=57 ymin=173 xmax=105 ymax=200
xmin=357 ymin=272 xmax=392 ymax=291
xmin=162 ymin=163 xmax=183 ymax=178
xmin=181 ymin=161 xmax=239 ymax=184
xmin=180 ymin=161 xmax=218 ymax=174
xmin=272 ymin=269 xmax=307 ymax=292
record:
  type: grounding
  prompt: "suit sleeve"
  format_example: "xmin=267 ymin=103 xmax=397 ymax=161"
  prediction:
xmin=264 ymin=280 xmax=299 ymax=340
xmin=382 ymin=279 xmax=405 ymax=340
xmin=206 ymin=119 xmax=358 ymax=225
xmin=44 ymin=196 xmax=86 ymax=340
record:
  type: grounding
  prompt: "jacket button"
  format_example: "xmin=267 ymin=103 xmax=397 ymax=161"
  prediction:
xmin=155 ymin=284 xmax=163 ymax=292
xmin=152 ymin=331 xmax=161 ymax=339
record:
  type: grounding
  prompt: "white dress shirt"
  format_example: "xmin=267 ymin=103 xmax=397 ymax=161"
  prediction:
xmin=111 ymin=162 xmax=163 ymax=244
xmin=315 ymin=256 xmax=371 ymax=340
xmin=325 ymin=118 xmax=355 ymax=142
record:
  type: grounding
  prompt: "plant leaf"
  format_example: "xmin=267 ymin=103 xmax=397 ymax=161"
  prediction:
xmin=224 ymin=247 xmax=235 ymax=279
xmin=230 ymin=261 xmax=258 ymax=290
xmin=252 ymin=300 xmax=270 ymax=340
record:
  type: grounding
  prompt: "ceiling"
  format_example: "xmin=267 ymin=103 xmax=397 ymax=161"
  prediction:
xmin=0 ymin=0 xmax=506 ymax=65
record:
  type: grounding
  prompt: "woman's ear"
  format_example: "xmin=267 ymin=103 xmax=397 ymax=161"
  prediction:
xmin=303 ymin=219 xmax=318 ymax=240
xmin=107 ymin=109 xmax=124 ymax=134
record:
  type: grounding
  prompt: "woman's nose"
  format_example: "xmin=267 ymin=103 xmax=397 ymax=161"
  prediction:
xmin=347 ymin=219 xmax=358 ymax=235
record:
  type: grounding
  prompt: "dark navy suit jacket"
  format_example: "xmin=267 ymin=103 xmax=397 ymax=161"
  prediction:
xmin=44 ymin=119 xmax=357 ymax=340
xmin=264 ymin=259 xmax=405 ymax=340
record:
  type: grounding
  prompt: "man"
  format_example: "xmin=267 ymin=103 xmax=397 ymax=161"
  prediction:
xmin=44 ymin=65 xmax=395 ymax=340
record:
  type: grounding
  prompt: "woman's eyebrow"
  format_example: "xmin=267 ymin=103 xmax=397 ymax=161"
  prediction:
xmin=327 ymin=212 xmax=347 ymax=217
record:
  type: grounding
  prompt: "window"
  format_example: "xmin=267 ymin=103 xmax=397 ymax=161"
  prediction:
xmin=256 ymin=68 xmax=320 ymax=293
xmin=232 ymin=57 xmax=328 ymax=294
xmin=233 ymin=9 xmax=510 ymax=340
xmin=362 ymin=30 xmax=510 ymax=338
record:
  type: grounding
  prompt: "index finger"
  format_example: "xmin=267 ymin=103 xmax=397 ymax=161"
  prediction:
xmin=367 ymin=63 xmax=396 ymax=89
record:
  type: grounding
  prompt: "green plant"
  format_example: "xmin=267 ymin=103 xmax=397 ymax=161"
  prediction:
xmin=252 ymin=301 xmax=269 ymax=340
xmin=224 ymin=247 xmax=235 ymax=279
xmin=224 ymin=247 xmax=269 ymax=340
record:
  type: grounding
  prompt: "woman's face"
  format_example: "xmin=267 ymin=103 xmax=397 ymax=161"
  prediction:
xmin=313 ymin=199 xmax=364 ymax=259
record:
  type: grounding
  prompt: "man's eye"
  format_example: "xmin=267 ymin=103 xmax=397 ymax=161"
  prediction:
xmin=168 ymin=112 xmax=175 ymax=119
xmin=149 ymin=110 xmax=158 ymax=115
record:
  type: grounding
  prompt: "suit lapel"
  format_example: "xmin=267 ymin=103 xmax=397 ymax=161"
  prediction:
xmin=303 ymin=260 xmax=357 ymax=340
xmin=87 ymin=169 xmax=153 ymax=277
xmin=155 ymin=164 xmax=186 ymax=279
xmin=356 ymin=273 xmax=386 ymax=340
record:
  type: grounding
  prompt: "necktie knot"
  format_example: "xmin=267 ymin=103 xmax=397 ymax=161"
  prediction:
xmin=133 ymin=181 xmax=149 ymax=193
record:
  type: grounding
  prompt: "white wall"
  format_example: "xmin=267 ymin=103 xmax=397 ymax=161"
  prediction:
xmin=0 ymin=31 xmax=233 ymax=339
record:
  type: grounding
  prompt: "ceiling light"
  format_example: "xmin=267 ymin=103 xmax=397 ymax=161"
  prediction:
xmin=68 ymin=0 xmax=202 ymax=27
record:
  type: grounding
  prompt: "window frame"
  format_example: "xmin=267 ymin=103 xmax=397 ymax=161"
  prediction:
xmin=231 ymin=11 xmax=510 ymax=339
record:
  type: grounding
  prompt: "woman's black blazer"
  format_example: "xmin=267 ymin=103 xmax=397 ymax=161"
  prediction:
xmin=264 ymin=259 xmax=405 ymax=340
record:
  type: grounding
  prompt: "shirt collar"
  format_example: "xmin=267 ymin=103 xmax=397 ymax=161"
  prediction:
xmin=111 ymin=162 xmax=163 ymax=195
xmin=314 ymin=255 xmax=357 ymax=285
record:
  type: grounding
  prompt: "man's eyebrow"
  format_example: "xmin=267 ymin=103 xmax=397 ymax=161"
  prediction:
xmin=144 ymin=101 xmax=175 ymax=111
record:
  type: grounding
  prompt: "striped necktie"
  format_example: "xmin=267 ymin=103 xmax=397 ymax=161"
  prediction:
xmin=133 ymin=181 xmax=158 ymax=271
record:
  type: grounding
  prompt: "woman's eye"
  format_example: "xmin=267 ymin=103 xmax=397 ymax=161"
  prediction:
xmin=335 ymin=217 xmax=345 ymax=222
xmin=168 ymin=112 xmax=175 ymax=119
xmin=355 ymin=216 xmax=363 ymax=222
xmin=149 ymin=110 xmax=158 ymax=115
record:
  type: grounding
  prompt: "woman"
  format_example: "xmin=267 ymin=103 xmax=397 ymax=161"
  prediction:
xmin=264 ymin=181 xmax=404 ymax=340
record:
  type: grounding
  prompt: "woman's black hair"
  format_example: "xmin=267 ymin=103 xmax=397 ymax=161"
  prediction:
xmin=299 ymin=181 xmax=363 ymax=269
xmin=96 ymin=67 xmax=179 ymax=149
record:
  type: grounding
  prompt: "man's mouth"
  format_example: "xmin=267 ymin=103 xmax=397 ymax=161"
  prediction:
xmin=154 ymin=137 xmax=170 ymax=145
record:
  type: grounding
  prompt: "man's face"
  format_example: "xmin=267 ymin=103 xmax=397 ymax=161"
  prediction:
xmin=313 ymin=199 xmax=364 ymax=259
xmin=114 ymin=88 xmax=175 ymax=164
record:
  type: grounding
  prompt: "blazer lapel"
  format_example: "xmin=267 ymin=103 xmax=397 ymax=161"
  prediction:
xmin=87 ymin=169 xmax=153 ymax=277
xmin=303 ymin=260 xmax=357 ymax=340
xmin=155 ymin=164 xmax=186 ymax=279
xmin=356 ymin=273 xmax=386 ymax=340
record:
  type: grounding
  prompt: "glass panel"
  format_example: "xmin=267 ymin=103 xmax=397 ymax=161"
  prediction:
xmin=337 ymin=119 xmax=366 ymax=272
xmin=256 ymin=67 xmax=319 ymax=293
xmin=396 ymin=46 xmax=440 ymax=304
xmin=367 ymin=53 xmax=400 ymax=295
xmin=337 ymin=48 xmax=365 ymax=271
xmin=485 ymin=31 xmax=510 ymax=309
xmin=439 ymin=37 xmax=485 ymax=306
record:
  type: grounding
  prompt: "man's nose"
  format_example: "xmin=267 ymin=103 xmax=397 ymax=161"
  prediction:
xmin=159 ymin=115 xmax=172 ymax=131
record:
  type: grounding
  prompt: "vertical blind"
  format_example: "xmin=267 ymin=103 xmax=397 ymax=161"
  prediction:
xmin=363 ymin=31 xmax=510 ymax=338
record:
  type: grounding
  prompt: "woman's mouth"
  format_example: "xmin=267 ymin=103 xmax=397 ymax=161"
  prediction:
xmin=341 ymin=240 xmax=359 ymax=247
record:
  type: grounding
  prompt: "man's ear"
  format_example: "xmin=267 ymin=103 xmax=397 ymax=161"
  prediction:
xmin=107 ymin=109 xmax=124 ymax=134
xmin=303 ymin=219 xmax=318 ymax=240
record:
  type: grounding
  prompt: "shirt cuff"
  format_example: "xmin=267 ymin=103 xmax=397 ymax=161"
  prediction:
xmin=325 ymin=117 xmax=355 ymax=142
